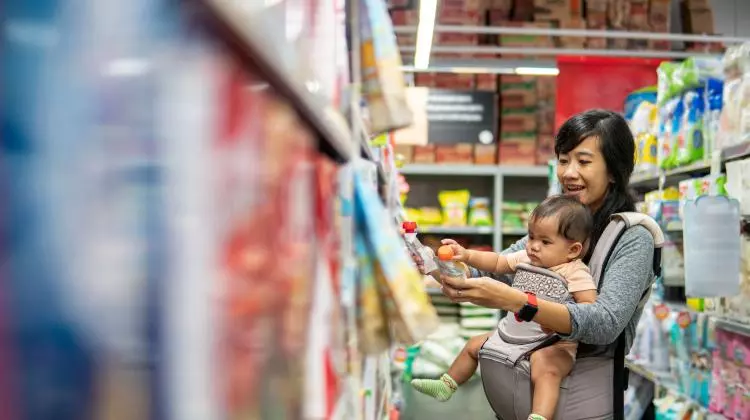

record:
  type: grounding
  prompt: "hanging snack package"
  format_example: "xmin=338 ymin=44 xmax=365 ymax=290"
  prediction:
xmin=359 ymin=0 xmax=414 ymax=134
xmin=355 ymin=230 xmax=391 ymax=354
xmin=468 ymin=197 xmax=493 ymax=227
xmin=438 ymin=190 xmax=471 ymax=226
xmin=354 ymin=173 xmax=439 ymax=346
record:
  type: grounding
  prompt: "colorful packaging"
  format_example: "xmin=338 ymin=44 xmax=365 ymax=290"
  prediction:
xmin=677 ymin=87 xmax=705 ymax=166
xmin=704 ymin=78 xmax=724 ymax=157
xmin=658 ymin=98 xmax=681 ymax=170
xmin=359 ymin=0 xmax=413 ymax=134
xmin=438 ymin=190 xmax=471 ymax=226
xmin=468 ymin=197 xmax=493 ymax=227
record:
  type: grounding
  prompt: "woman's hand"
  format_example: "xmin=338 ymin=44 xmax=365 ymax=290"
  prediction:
xmin=440 ymin=239 xmax=471 ymax=263
xmin=440 ymin=274 xmax=527 ymax=312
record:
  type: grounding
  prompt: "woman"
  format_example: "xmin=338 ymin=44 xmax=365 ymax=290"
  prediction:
xmin=420 ymin=109 xmax=657 ymax=419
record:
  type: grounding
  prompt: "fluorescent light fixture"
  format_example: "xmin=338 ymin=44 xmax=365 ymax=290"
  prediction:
xmin=414 ymin=0 xmax=438 ymax=70
xmin=515 ymin=67 xmax=560 ymax=76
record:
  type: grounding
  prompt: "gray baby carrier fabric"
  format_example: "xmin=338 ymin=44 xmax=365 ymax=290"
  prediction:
xmin=478 ymin=212 xmax=664 ymax=420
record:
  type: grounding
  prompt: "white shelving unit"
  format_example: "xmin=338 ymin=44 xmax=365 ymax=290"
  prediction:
xmin=400 ymin=164 xmax=548 ymax=250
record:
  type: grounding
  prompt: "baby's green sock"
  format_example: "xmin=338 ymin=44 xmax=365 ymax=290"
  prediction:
xmin=528 ymin=414 xmax=547 ymax=420
xmin=411 ymin=373 xmax=458 ymax=402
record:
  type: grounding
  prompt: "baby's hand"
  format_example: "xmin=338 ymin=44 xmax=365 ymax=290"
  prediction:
xmin=440 ymin=239 xmax=471 ymax=263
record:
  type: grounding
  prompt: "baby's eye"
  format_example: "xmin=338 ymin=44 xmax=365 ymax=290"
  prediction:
xmin=542 ymin=240 xmax=552 ymax=245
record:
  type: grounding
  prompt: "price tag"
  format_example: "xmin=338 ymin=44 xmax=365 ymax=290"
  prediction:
xmin=654 ymin=303 xmax=670 ymax=321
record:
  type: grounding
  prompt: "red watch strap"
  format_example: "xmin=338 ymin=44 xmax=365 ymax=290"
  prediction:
xmin=526 ymin=292 xmax=538 ymax=307
xmin=514 ymin=292 xmax=538 ymax=322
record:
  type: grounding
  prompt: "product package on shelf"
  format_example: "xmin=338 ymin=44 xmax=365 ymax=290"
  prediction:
xmin=354 ymin=173 xmax=440 ymax=347
xmin=359 ymin=0 xmax=414 ymax=134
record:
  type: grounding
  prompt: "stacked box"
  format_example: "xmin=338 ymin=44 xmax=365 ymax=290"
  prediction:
xmin=681 ymin=0 xmax=715 ymax=36
xmin=437 ymin=0 xmax=486 ymax=25
xmin=498 ymin=75 xmax=538 ymax=165
xmin=476 ymin=74 xmax=499 ymax=92
xmin=436 ymin=144 xmax=475 ymax=164
xmin=649 ymin=0 xmax=672 ymax=50
xmin=488 ymin=0 xmax=512 ymax=22
xmin=413 ymin=145 xmax=437 ymax=163
xmin=606 ymin=0 xmax=630 ymax=49
xmin=533 ymin=0 xmax=585 ymax=48
xmin=585 ymin=0 xmax=608 ymax=49
xmin=628 ymin=0 xmax=650 ymax=49
xmin=536 ymin=134 xmax=555 ymax=164
xmin=512 ymin=0 xmax=535 ymax=21
xmin=499 ymin=132 xmax=537 ymax=165
xmin=536 ymin=77 xmax=556 ymax=163
xmin=497 ymin=21 xmax=554 ymax=58
xmin=434 ymin=74 xmax=477 ymax=90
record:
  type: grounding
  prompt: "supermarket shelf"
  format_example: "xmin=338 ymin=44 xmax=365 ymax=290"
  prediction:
xmin=198 ymin=0 xmax=353 ymax=162
xmin=629 ymin=161 xmax=712 ymax=190
xmin=723 ymin=141 xmax=750 ymax=162
xmin=400 ymin=164 xmax=499 ymax=176
xmin=502 ymin=228 xmax=528 ymax=236
xmin=715 ymin=317 xmax=750 ymax=337
xmin=419 ymin=226 xmax=494 ymax=235
xmin=626 ymin=360 xmax=670 ymax=383
xmin=499 ymin=165 xmax=548 ymax=177
xmin=400 ymin=164 xmax=547 ymax=177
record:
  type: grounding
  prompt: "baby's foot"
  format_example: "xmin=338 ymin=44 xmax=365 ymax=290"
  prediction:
xmin=411 ymin=373 xmax=458 ymax=402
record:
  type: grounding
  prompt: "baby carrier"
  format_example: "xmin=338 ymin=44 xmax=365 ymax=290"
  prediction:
xmin=478 ymin=212 xmax=665 ymax=420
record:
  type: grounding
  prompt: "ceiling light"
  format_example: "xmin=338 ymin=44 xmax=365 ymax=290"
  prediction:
xmin=515 ymin=67 xmax=560 ymax=76
xmin=413 ymin=0 xmax=437 ymax=70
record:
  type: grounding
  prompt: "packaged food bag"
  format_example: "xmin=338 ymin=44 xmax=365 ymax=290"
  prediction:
xmin=359 ymin=0 xmax=413 ymax=134
xmin=355 ymin=230 xmax=391 ymax=354
xmin=354 ymin=173 xmax=439 ymax=346
xmin=438 ymin=190 xmax=471 ymax=226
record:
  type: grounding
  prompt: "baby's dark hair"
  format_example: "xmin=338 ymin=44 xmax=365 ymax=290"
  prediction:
xmin=529 ymin=195 xmax=593 ymax=249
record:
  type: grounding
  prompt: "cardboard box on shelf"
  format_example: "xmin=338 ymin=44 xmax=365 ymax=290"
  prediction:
xmin=394 ymin=145 xmax=415 ymax=164
xmin=413 ymin=145 xmax=437 ymax=163
xmin=512 ymin=0 xmax=536 ymax=21
xmin=533 ymin=0 xmax=583 ymax=22
xmin=500 ymin=75 xmax=537 ymax=85
xmin=474 ymin=144 xmax=499 ymax=165
xmin=536 ymin=134 xmax=555 ymax=164
xmin=682 ymin=6 xmax=715 ymax=35
xmin=476 ymin=74 xmax=499 ymax=91
xmin=500 ymin=89 xmax=538 ymax=109
xmin=498 ymin=22 xmax=554 ymax=47
xmin=436 ymin=144 xmax=475 ymax=164
xmin=683 ymin=0 xmax=709 ymax=8
xmin=501 ymin=109 xmax=539 ymax=133
xmin=489 ymin=8 xmax=512 ymax=24
xmin=536 ymin=77 xmax=556 ymax=100
xmin=414 ymin=73 xmax=437 ymax=87
xmin=649 ymin=0 xmax=672 ymax=50
xmin=537 ymin=103 xmax=555 ymax=134
xmin=628 ymin=0 xmax=650 ymax=49
xmin=434 ymin=74 xmax=477 ymax=90
xmin=558 ymin=18 xmax=586 ymax=48
xmin=499 ymin=133 xmax=537 ymax=165
xmin=441 ymin=0 xmax=489 ymax=12
xmin=606 ymin=0 xmax=629 ymax=49
xmin=585 ymin=0 xmax=608 ymax=49
xmin=437 ymin=10 xmax=484 ymax=25
xmin=435 ymin=33 xmax=481 ymax=45
xmin=390 ymin=9 xmax=420 ymax=25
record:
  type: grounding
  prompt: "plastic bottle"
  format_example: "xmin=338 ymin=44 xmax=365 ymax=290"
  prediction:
xmin=436 ymin=245 xmax=468 ymax=279
xmin=402 ymin=221 xmax=438 ymax=274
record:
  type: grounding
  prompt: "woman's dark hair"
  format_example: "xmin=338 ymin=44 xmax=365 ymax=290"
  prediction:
xmin=554 ymin=109 xmax=635 ymax=262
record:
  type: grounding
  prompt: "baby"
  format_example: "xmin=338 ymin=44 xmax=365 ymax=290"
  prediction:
xmin=411 ymin=195 xmax=596 ymax=420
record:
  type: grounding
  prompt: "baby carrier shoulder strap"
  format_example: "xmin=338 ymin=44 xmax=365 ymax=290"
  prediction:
xmin=588 ymin=212 xmax=664 ymax=420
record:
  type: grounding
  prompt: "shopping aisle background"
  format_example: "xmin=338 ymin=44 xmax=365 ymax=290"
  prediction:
xmin=3 ymin=0 xmax=750 ymax=419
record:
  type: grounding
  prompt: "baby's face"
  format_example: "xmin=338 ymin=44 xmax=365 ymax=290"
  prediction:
xmin=525 ymin=216 xmax=580 ymax=268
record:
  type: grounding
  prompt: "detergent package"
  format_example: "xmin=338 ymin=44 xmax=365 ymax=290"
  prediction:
xmin=677 ymin=87 xmax=705 ymax=166
xmin=658 ymin=98 xmax=682 ymax=170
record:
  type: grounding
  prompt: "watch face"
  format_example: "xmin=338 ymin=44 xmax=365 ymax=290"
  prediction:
xmin=520 ymin=305 xmax=538 ymax=322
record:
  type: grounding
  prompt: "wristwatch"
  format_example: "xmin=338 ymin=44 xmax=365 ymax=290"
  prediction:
xmin=514 ymin=292 xmax=539 ymax=322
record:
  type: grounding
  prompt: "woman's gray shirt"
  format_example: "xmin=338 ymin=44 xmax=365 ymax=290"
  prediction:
xmin=469 ymin=225 xmax=655 ymax=352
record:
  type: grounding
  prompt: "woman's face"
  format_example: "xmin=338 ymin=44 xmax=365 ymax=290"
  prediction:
xmin=556 ymin=136 xmax=610 ymax=211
